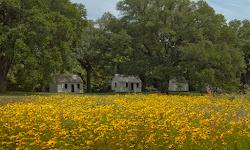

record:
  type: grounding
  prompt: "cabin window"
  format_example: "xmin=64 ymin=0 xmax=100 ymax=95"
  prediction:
xmin=77 ymin=84 xmax=80 ymax=89
xmin=65 ymin=84 xmax=67 ymax=89
xmin=124 ymin=83 xmax=128 ymax=88
xmin=137 ymin=83 xmax=139 ymax=88
xmin=114 ymin=83 xmax=117 ymax=87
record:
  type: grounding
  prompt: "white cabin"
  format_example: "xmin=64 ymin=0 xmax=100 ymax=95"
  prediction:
xmin=49 ymin=74 xmax=84 ymax=93
xmin=111 ymin=74 xmax=142 ymax=92
xmin=169 ymin=77 xmax=189 ymax=92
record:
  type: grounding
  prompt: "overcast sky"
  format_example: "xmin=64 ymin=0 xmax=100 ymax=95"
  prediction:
xmin=70 ymin=0 xmax=250 ymax=22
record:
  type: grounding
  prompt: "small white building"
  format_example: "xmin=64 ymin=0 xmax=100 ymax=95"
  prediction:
xmin=111 ymin=74 xmax=142 ymax=92
xmin=49 ymin=74 xmax=84 ymax=93
xmin=169 ymin=77 xmax=189 ymax=92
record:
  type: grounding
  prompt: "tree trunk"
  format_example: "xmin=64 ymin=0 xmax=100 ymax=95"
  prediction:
xmin=0 ymin=75 xmax=7 ymax=93
xmin=86 ymin=67 xmax=92 ymax=93
xmin=164 ymin=76 xmax=170 ymax=94
xmin=244 ymin=59 xmax=250 ymax=85
xmin=241 ymin=57 xmax=250 ymax=94
xmin=0 ymin=56 xmax=11 ymax=93
xmin=41 ymin=84 xmax=46 ymax=92
xmin=77 ymin=59 xmax=92 ymax=93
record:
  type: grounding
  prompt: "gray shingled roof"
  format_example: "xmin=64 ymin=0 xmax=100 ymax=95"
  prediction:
xmin=170 ymin=77 xmax=188 ymax=83
xmin=54 ymin=75 xmax=83 ymax=83
xmin=114 ymin=74 xmax=142 ymax=83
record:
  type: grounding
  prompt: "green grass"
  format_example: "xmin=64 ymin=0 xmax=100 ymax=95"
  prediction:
xmin=168 ymin=91 xmax=204 ymax=96
xmin=0 ymin=91 xmax=203 ymax=98
xmin=0 ymin=91 xmax=130 ymax=98
xmin=0 ymin=91 xmax=130 ymax=105
xmin=0 ymin=91 xmax=70 ymax=97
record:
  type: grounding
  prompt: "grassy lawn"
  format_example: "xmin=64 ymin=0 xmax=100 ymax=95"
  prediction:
xmin=0 ymin=91 xmax=58 ymax=97
xmin=168 ymin=91 xmax=204 ymax=96
xmin=0 ymin=91 xmax=203 ymax=106
xmin=0 ymin=91 xmax=203 ymax=98
xmin=0 ymin=91 xmax=116 ymax=98
xmin=0 ymin=91 xmax=131 ymax=104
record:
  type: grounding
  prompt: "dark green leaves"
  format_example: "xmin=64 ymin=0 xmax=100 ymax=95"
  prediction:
xmin=1 ymin=0 xmax=87 ymax=92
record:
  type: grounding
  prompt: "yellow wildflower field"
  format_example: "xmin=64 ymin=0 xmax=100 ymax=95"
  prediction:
xmin=0 ymin=94 xmax=249 ymax=149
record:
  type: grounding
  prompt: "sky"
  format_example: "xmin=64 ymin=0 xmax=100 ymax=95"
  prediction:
xmin=70 ymin=0 xmax=250 ymax=22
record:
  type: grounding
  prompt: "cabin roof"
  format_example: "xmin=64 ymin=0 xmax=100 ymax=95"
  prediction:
xmin=114 ymin=74 xmax=142 ymax=83
xmin=54 ymin=74 xmax=83 ymax=83
xmin=170 ymin=77 xmax=188 ymax=83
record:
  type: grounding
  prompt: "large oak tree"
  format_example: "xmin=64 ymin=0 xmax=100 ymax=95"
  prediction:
xmin=0 ymin=0 xmax=87 ymax=92
xmin=73 ymin=19 xmax=132 ymax=93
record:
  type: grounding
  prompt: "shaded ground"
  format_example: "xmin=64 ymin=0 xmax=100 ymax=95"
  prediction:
xmin=0 ymin=92 xmax=126 ymax=105
xmin=0 ymin=97 xmax=31 ymax=105
xmin=0 ymin=91 xmax=202 ymax=98
xmin=0 ymin=91 xmax=77 ymax=97
xmin=0 ymin=91 xmax=248 ymax=106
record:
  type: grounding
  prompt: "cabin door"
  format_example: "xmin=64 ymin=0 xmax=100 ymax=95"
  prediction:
xmin=131 ymin=83 xmax=134 ymax=91
xmin=71 ymin=84 xmax=75 ymax=93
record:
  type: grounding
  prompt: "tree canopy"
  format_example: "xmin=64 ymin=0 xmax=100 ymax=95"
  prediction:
xmin=100 ymin=0 xmax=246 ymax=92
xmin=229 ymin=19 xmax=250 ymax=87
xmin=0 ymin=0 xmax=87 ymax=92
xmin=1 ymin=0 xmax=248 ymax=93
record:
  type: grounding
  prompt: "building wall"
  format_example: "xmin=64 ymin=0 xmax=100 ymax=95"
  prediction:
xmin=127 ymin=82 xmax=141 ymax=92
xmin=119 ymin=82 xmax=129 ymax=92
xmin=112 ymin=78 xmax=142 ymax=92
xmin=169 ymin=80 xmax=189 ymax=92
xmin=112 ymin=78 xmax=127 ymax=92
xmin=57 ymin=83 xmax=63 ymax=93
xmin=111 ymin=77 xmax=119 ymax=91
xmin=50 ymin=83 xmax=83 ymax=93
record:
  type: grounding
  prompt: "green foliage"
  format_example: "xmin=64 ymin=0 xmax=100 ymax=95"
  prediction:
xmin=180 ymin=41 xmax=245 ymax=92
xmin=100 ymin=0 xmax=246 ymax=92
xmin=229 ymin=19 xmax=250 ymax=86
xmin=1 ymin=0 xmax=87 ymax=92
xmin=74 ymin=18 xmax=132 ymax=92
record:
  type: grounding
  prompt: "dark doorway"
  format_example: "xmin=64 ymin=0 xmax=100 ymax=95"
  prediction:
xmin=71 ymin=84 xmax=75 ymax=93
xmin=131 ymin=83 xmax=134 ymax=91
